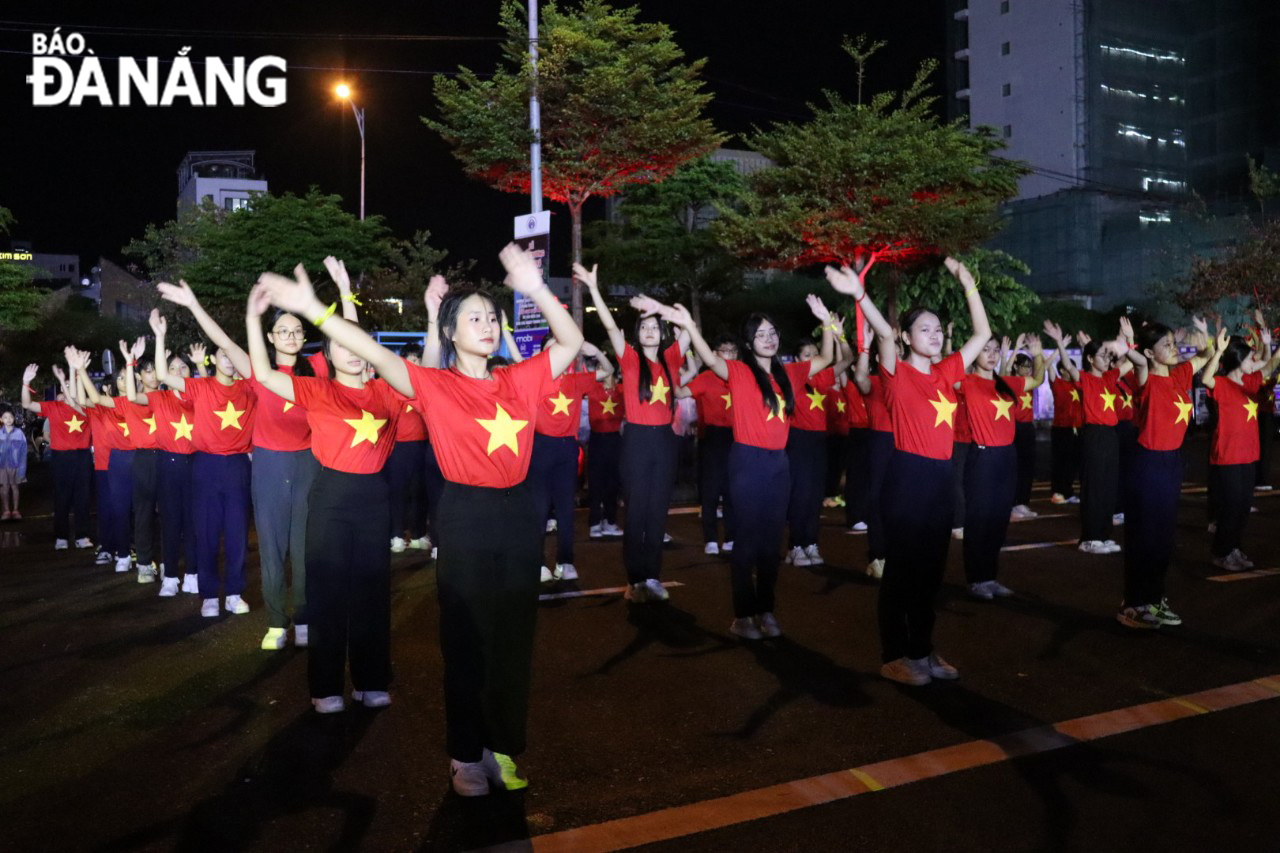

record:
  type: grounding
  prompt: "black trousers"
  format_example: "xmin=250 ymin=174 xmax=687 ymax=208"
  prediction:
xmin=306 ymin=467 xmax=391 ymax=700
xmin=879 ymin=450 xmax=955 ymax=662
xmin=104 ymin=448 xmax=135 ymax=559
xmin=1210 ymin=463 xmax=1253 ymax=558
xmin=1122 ymin=447 xmax=1183 ymax=606
xmin=1258 ymin=409 xmax=1275 ymax=487
xmin=866 ymin=430 xmax=894 ymax=561
xmin=587 ymin=431 xmax=621 ymax=526
xmin=620 ymin=424 xmax=677 ymax=583
xmin=1050 ymin=426 xmax=1079 ymax=498
xmin=952 ymin=440 xmax=969 ymax=528
xmin=963 ymin=444 xmax=1016 ymax=583
xmin=424 ymin=441 xmax=446 ymax=544
xmin=530 ymin=433 xmax=579 ymax=564
xmin=728 ymin=443 xmax=789 ymax=618
xmin=825 ymin=433 xmax=849 ymax=497
xmin=131 ymin=448 xmax=159 ymax=565
xmin=436 ymin=480 xmax=540 ymax=762
xmin=1079 ymin=425 xmax=1118 ymax=542
xmin=1013 ymin=422 xmax=1036 ymax=506
xmin=844 ymin=428 xmax=871 ymax=527
xmin=386 ymin=439 xmax=428 ymax=540
xmin=1115 ymin=420 xmax=1138 ymax=514
xmin=698 ymin=425 xmax=734 ymax=544
xmin=51 ymin=448 xmax=92 ymax=541
xmin=786 ymin=428 xmax=826 ymax=549
xmin=157 ymin=452 xmax=196 ymax=578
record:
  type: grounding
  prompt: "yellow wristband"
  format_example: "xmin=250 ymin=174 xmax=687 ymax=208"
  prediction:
xmin=341 ymin=292 xmax=362 ymax=306
xmin=965 ymin=286 xmax=979 ymax=299
xmin=313 ymin=302 xmax=337 ymax=328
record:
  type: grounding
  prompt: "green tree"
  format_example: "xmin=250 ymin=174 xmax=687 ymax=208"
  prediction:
xmin=0 ymin=205 xmax=45 ymax=338
xmin=427 ymin=0 xmax=724 ymax=323
xmin=879 ymin=248 xmax=1038 ymax=337
xmin=585 ymin=157 xmax=744 ymax=326
xmin=714 ymin=37 xmax=1028 ymax=320
xmin=359 ymin=230 xmax=478 ymax=332
xmin=1248 ymin=156 xmax=1280 ymax=219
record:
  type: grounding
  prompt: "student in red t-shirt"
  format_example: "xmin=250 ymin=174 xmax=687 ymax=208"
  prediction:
xmin=680 ymin=334 xmax=739 ymax=555
xmin=387 ymin=343 xmax=432 ymax=554
xmin=1045 ymin=341 xmax=1083 ymax=504
xmin=147 ymin=342 xmax=200 ymax=594
xmin=531 ymin=336 xmax=611 ymax=583
xmin=247 ymin=280 xmax=405 ymax=714
xmin=73 ymin=354 xmax=134 ymax=570
xmin=828 ymin=256 xmax=992 ymax=687
xmin=825 ymin=374 xmax=851 ymax=512
xmin=1114 ymin=316 xmax=1213 ymax=629
xmin=1003 ymin=335 xmax=1048 ymax=519
xmin=852 ymin=337 xmax=893 ymax=578
xmin=1200 ymin=326 xmax=1280 ymax=570
xmin=576 ymin=262 xmax=691 ymax=603
xmin=21 ymin=356 xmax=93 ymax=550
xmin=151 ymin=308 xmax=258 ymax=620
xmin=673 ymin=295 xmax=837 ymax=639
xmin=585 ymin=371 xmax=625 ymax=538
xmin=843 ymin=344 xmax=873 ymax=533
xmin=258 ymin=244 xmax=582 ymax=797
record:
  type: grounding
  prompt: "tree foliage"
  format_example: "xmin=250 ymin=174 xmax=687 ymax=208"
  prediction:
xmin=360 ymin=230 xmax=477 ymax=332
xmin=714 ymin=37 xmax=1028 ymax=271
xmin=1179 ymin=218 xmax=1280 ymax=315
xmin=0 ymin=204 xmax=45 ymax=337
xmin=878 ymin=248 xmax=1038 ymax=338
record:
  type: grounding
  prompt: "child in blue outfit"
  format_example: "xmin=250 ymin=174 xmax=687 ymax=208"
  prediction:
xmin=0 ymin=405 xmax=28 ymax=520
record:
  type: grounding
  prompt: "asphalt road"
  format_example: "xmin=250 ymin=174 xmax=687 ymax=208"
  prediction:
xmin=1 ymin=433 xmax=1277 ymax=852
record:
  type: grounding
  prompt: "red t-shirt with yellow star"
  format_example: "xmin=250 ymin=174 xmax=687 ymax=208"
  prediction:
xmin=953 ymin=388 xmax=972 ymax=444
xmin=405 ymin=351 xmax=555 ymax=488
xmin=685 ymin=370 xmax=733 ymax=432
xmin=1080 ymin=369 xmax=1121 ymax=427
xmin=292 ymin=377 xmax=405 ymax=474
xmin=1116 ymin=374 xmax=1137 ymax=424
xmin=87 ymin=405 xmax=131 ymax=470
xmin=1209 ymin=372 xmax=1263 ymax=465
xmin=827 ymin=385 xmax=850 ymax=436
xmin=585 ymin=380 xmax=625 ymax=434
xmin=39 ymin=401 xmax=91 ymax=451
xmin=117 ymin=397 xmax=161 ymax=450
xmin=960 ymin=374 xmax=1017 ymax=447
xmin=183 ymin=377 xmax=257 ymax=455
xmin=249 ymin=365 xmax=312 ymax=452
xmin=1050 ymin=378 xmax=1083 ymax=428
xmin=725 ymin=359 xmax=791 ymax=450
xmin=788 ymin=363 xmax=835 ymax=433
xmin=146 ymin=390 xmax=196 ymax=454
xmin=394 ymin=401 xmax=427 ymax=442
xmin=1136 ymin=361 xmax=1195 ymax=451
xmin=534 ymin=370 xmax=595 ymax=438
xmin=1011 ymin=375 xmax=1036 ymax=423
xmin=619 ymin=342 xmax=682 ymax=427
xmin=863 ymin=375 xmax=892 ymax=433
xmin=844 ymin=381 xmax=870 ymax=430
xmin=884 ymin=353 xmax=964 ymax=460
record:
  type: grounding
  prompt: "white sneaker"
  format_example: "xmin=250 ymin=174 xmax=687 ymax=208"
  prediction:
xmin=54 ymin=539 xmax=68 ymax=550
xmin=952 ymin=527 xmax=965 ymax=540
xmin=182 ymin=574 xmax=199 ymax=594
xmin=540 ymin=566 xmax=554 ymax=584
xmin=729 ymin=617 xmax=762 ymax=640
xmin=137 ymin=563 xmax=157 ymax=584
xmin=158 ymin=577 xmax=180 ymax=597
xmin=74 ymin=538 xmax=94 ymax=549
xmin=114 ymin=556 xmax=132 ymax=573
xmin=589 ymin=523 xmax=604 ymax=539
xmin=261 ymin=627 xmax=287 ymax=650
xmin=987 ymin=580 xmax=1015 ymax=597
xmin=1112 ymin=513 xmax=1125 ymax=525
xmin=603 ymin=521 xmax=623 ymax=537
xmin=408 ymin=536 xmax=431 ymax=550
xmin=201 ymin=598 xmax=219 ymax=618
xmin=787 ymin=546 xmax=812 ymax=567
xmin=1014 ymin=505 xmax=1038 ymax=519
xmin=352 ymin=689 xmax=391 ymax=708
xmin=1078 ymin=540 xmax=1110 ymax=554
xmin=721 ymin=541 xmax=734 ymax=552
xmin=557 ymin=563 xmax=578 ymax=581
xmin=968 ymin=581 xmax=994 ymax=600
xmin=94 ymin=550 xmax=111 ymax=565
xmin=867 ymin=558 xmax=885 ymax=579
xmin=1066 ymin=496 xmax=1080 ymax=504
xmin=312 ymin=696 xmax=345 ymax=714
xmin=915 ymin=653 xmax=960 ymax=680
xmin=663 ymin=533 xmax=673 ymax=544
xmin=756 ymin=612 xmax=782 ymax=638
xmin=450 ymin=759 xmax=490 ymax=797
xmin=1102 ymin=540 xmax=1122 ymax=553
xmin=1229 ymin=549 xmax=1255 ymax=569
xmin=850 ymin=521 xmax=868 ymax=532
xmin=1212 ymin=553 xmax=1244 ymax=572
xmin=390 ymin=536 xmax=407 ymax=553
xmin=643 ymin=578 xmax=670 ymax=602
xmin=431 ymin=547 xmax=438 ymax=560
xmin=224 ymin=594 xmax=250 ymax=615
xmin=804 ymin=544 xmax=824 ymax=565
xmin=294 ymin=624 xmax=308 ymax=647
xmin=704 ymin=541 xmax=720 ymax=555
xmin=545 ymin=519 xmax=557 ymax=533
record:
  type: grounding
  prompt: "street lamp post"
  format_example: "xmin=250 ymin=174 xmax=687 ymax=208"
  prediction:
xmin=335 ymin=84 xmax=366 ymax=220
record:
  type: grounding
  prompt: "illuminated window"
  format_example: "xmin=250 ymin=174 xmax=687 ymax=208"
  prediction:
xmin=1100 ymin=44 xmax=1184 ymax=65
xmin=225 ymin=197 xmax=250 ymax=212
xmin=1002 ymin=83 xmax=1011 ymax=96
xmin=1001 ymin=41 xmax=1011 ymax=56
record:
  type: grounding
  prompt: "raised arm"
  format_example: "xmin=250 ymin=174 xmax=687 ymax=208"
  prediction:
xmin=423 ymin=275 xmax=447 ymax=369
xmin=246 ymin=284 xmax=296 ymax=402
xmin=124 ymin=337 xmax=148 ymax=404
xmin=574 ymin=263 xmax=626 ymax=359
xmin=944 ymin=257 xmax=993 ymax=369
xmin=500 ymin=308 xmax=524 ymax=364
xmin=20 ymin=364 xmax=41 ymax=414
xmin=188 ymin=343 xmax=209 ymax=378
xmin=581 ymin=340 xmax=613 ymax=380
xmin=829 ymin=312 xmax=855 ymax=377
xmin=500 ymin=244 xmax=582 ymax=378
xmin=825 ymin=257 xmax=896 ymax=375
xmin=1118 ymin=317 xmax=1148 ymax=386
xmin=150 ymin=312 xmax=185 ymax=393
xmin=1043 ymin=321 xmax=1078 ymax=382
xmin=667 ymin=303 xmax=727 ymax=381
xmin=156 ymin=279 xmax=251 ymax=379
xmin=1199 ymin=327 xmax=1229 ymax=390
xmin=325 ymin=256 xmax=361 ymax=323
xmin=1258 ymin=318 xmax=1280 ymax=379
xmin=1187 ymin=315 xmax=1214 ymax=372
xmin=1024 ymin=335 xmax=1047 ymax=391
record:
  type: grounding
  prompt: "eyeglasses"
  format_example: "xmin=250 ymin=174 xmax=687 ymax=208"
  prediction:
xmin=754 ymin=330 xmax=779 ymax=341
xmin=272 ymin=329 xmax=304 ymax=340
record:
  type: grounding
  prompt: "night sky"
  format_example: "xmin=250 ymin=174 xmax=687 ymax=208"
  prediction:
xmin=0 ymin=1 xmax=945 ymax=283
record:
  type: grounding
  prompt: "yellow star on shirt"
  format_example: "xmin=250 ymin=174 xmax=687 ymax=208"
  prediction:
xmin=142 ymin=415 xmax=157 ymax=434
xmin=343 ymin=409 xmax=388 ymax=448
xmin=1099 ymin=390 xmax=1116 ymax=412
xmin=766 ymin=406 xmax=786 ymax=423
xmin=649 ymin=376 xmax=670 ymax=406
xmin=1019 ymin=392 xmax=1033 ymax=411
xmin=476 ymin=403 xmax=529 ymax=456
xmin=600 ymin=396 xmax=619 ymax=415
xmin=992 ymin=396 xmax=1014 ymax=421
xmin=117 ymin=420 xmax=130 ymax=438
xmin=1173 ymin=395 xmax=1193 ymax=426
xmin=548 ymin=391 xmax=573 ymax=416
xmin=806 ymin=389 xmax=827 ymax=411
xmin=1244 ymin=399 xmax=1259 ymax=422
xmin=171 ymin=414 xmax=194 ymax=442
xmin=214 ymin=401 xmax=245 ymax=430
xmin=930 ymin=391 xmax=957 ymax=428
xmin=1070 ymin=388 xmax=1081 ymax=403
xmin=836 ymin=399 xmax=847 ymax=413
xmin=721 ymin=393 xmax=732 ymax=410
xmin=283 ymin=401 xmax=294 ymax=413
xmin=1120 ymin=394 xmax=1133 ymax=411
xmin=65 ymin=415 xmax=84 ymax=434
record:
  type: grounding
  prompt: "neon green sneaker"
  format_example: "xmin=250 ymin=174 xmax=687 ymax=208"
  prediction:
xmin=482 ymin=749 xmax=529 ymax=790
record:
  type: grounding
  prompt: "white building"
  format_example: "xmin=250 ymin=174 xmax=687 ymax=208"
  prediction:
xmin=177 ymin=150 xmax=267 ymax=213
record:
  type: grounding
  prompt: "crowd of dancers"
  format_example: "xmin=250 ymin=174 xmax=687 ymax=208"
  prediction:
xmin=12 ymin=244 xmax=1280 ymax=797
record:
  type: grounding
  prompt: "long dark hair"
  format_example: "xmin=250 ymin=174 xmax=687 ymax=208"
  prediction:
xmin=741 ymin=313 xmax=795 ymax=418
xmin=633 ymin=314 xmax=676 ymax=409
xmin=1136 ymin=322 xmax=1174 ymax=359
xmin=899 ymin=305 xmax=938 ymax=354
xmin=438 ymin=286 xmax=498 ymax=369
xmin=266 ymin=309 xmax=314 ymax=377
xmin=1219 ymin=335 xmax=1253 ymax=374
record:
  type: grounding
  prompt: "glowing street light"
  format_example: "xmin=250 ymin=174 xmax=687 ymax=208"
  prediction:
xmin=335 ymin=83 xmax=366 ymax=220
